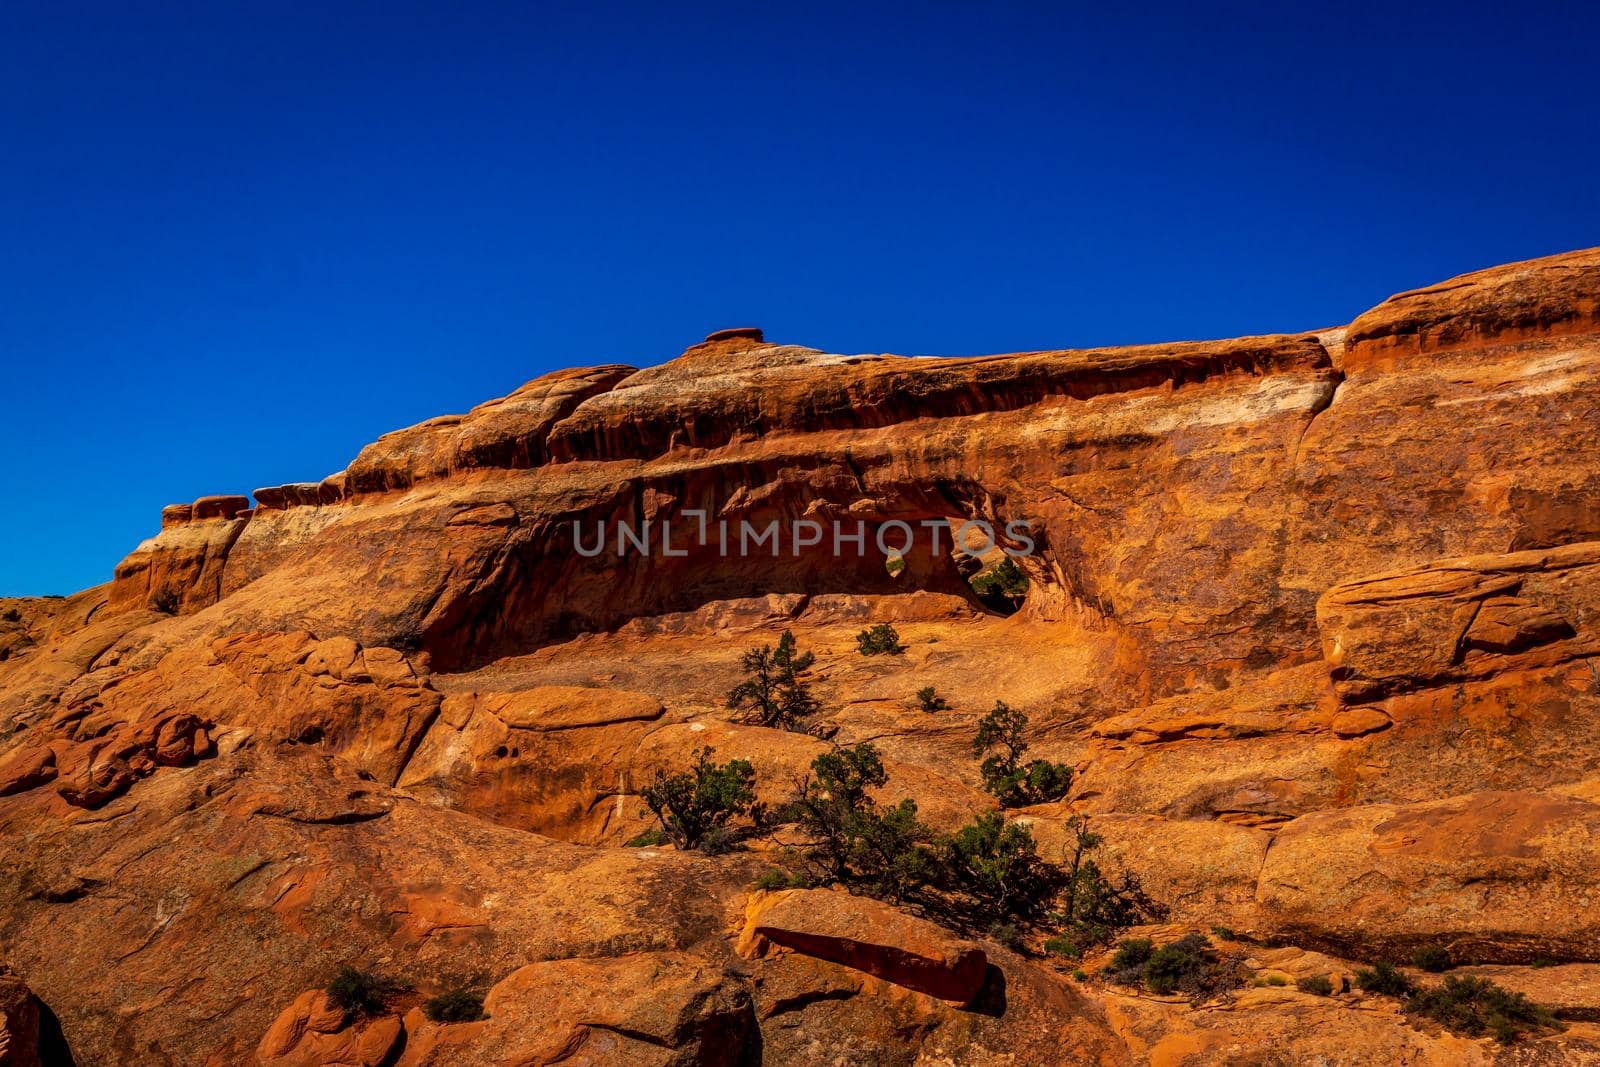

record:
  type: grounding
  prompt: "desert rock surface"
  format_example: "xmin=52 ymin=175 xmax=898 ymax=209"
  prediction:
xmin=4 ymin=248 xmax=1600 ymax=1063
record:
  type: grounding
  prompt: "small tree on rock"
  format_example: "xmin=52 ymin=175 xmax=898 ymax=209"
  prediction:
xmin=939 ymin=811 xmax=1063 ymax=924
xmin=1407 ymin=975 xmax=1562 ymax=1043
xmin=727 ymin=630 xmax=818 ymax=731
xmin=423 ymin=986 xmax=485 ymax=1022
xmin=1143 ymin=933 xmax=1223 ymax=995
xmin=972 ymin=701 xmax=1073 ymax=808
xmin=640 ymin=746 xmax=757 ymax=852
xmin=788 ymin=742 xmax=939 ymax=903
xmin=1048 ymin=815 xmax=1157 ymax=956
xmin=326 ymin=967 xmax=405 ymax=1022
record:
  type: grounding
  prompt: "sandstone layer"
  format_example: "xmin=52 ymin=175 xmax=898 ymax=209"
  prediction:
xmin=3 ymin=248 xmax=1600 ymax=1063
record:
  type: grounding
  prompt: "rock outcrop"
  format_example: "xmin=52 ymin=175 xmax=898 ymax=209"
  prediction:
xmin=5 ymin=249 xmax=1600 ymax=1063
xmin=1318 ymin=541 xmax=1600 ymax=702
xmin=0 ymin=965 xmax=43 ymax=1067
xmin=739 ymin=887 xmax=990 ymax=1005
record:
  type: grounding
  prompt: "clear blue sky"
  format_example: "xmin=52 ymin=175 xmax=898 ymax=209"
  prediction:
xmin=2 ymin=2 xmax=1596 ymax=596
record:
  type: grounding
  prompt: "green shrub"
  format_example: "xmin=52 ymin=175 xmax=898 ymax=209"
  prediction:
xmin=1210 ymin=925 xmax=1237 ymax=941
xmin=915 ymin=686 xmax=949 ymax=712
xmin=726 ymin=630 xmax=818 ymax=731
xmin=623 ymin=828 xmax=667 ymax=847
xmin=1044 ymin=934 xmax=1083 ymax=958
xmin=856 ymin=623 xmax=906 ymax=656
xmin=1048 ymin=816 xmax=1156 ymax=956
xmin=753 ymin=868 xmax=807 ymax=891
xmin=1255 ymin=974 xmax=1288 ymax=987
xmin=326 ymin=966 xmax=403 ymax=1020
xmin=639 ymin=746 xmax=757 ymax=852
xmin=941 ymin=812 xmax=1063 ymax=923
xmin=788 ymin=743 xmax=939 ymax=903
xmin=852 ymin=796 xmax=940 ymax=901
xmin=972 ymin=701 xmax=1073 ymax=808
xmin=423 ymin=986 xmax=484 ymax=1023
xmin=1412 ymin=945 xmax=1453 ymax=973
xmin=987 ymin=922 xmax=1023 ymax=950
xmin=1109 ymin=938 xmax=1154 ymax=972
xmin=782 ymin=746 xmax=1156 ymax=949
xmin=1103 ymin=934 xmax=1229 ymax=997
xmin=151 ymin=589 xmax=180 ymax=615
xmin=970 ymin=558 xmax=1029 ymax=598
xmin=789 ymin=742 xmax=890 ymax=879
xmin=1355 ymin=961 xmax=1414 ymax=997
xmin=1072 ymin=969 xmax=1088 ymax=981
xmin=1407 ymin=975 xmax=1560 ymax=1043
xmin=1297 ymin=974 xmax=1334 ymax=996
xmin=1143 ymin=934 xmax=1219 ymax=996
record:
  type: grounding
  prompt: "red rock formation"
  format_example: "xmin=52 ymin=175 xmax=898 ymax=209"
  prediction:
xmin=1344 ymin=247 xmax=1600 ymax=371
xmin=1258 ymin=786 xmax=1600 ymax=962
xmin=1318 ymin=541 xmax=1599 ymax=702
xmin=5 ymin=248 xmax=1600 ymax=1062
xmin=0 ymin=965 xmax=43 ymax=1067
xmin=739 ymin=887 xmax=989 ymax=1004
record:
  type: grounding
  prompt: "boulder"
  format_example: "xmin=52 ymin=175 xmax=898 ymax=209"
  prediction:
xmin=739 ymin=888 xmax=988 ymax=1005
xmin=255 ymin=988 xmax=402 ymax=1066
xmin=0 ymin=747 xmax=55 ymax=797
xmin=253 ymin=483 xmax=326 ymax=511
xmin=395 ymin=953 xmax=755 ymax=1066
xmin=704 ymin=326 xmax=765 ymax=343
xmin=54 ymin=743 xmax=137 ymax=808
xmin=192 ymin=495 xmax=251 ymax=521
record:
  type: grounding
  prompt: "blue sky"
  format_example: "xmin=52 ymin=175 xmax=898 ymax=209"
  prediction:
xmin=2 ymin=1 xmax=1597 ymax=595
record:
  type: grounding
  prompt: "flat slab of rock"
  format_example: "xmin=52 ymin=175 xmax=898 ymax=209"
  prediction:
xmin=1316 ymin=542 xmax=1600 ymax=703
xmin=1258 ymin=786 xmax=1600 ymax=961
xmin=739 ymin=888 xmax=988 ymax=1005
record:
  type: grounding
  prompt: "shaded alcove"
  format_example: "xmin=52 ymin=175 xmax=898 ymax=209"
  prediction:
xmin=418 ymin=471 xmax=1054 ymax=671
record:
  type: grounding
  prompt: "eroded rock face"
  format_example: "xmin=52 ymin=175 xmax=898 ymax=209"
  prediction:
xmin=397 ymin=684 xmax=666 ymax=841
xmin=101 ymin=326 xmax=1345 ymax=693
xmin=345 ymin=364 xmax=638 ymax=496
xmin=1344 ymin=247 xmax=1600 ymax=370
xmin=739 ymin=888 xmax=989 ymax=1005
xmin=108 ymin=506 xmax=249 ymax=615
xmin=0 ymin=965 xmax=43 ymax=1067
xmin=1258 ymin=787 xmax=1600 ymax=962
xmin=1318 ymin=541 xmax=1600 ymax=702
xmin=6 ymin=248 xmax=1600 ymax=1063
xmin=401 ymin=953 xmax=757 ymax=1066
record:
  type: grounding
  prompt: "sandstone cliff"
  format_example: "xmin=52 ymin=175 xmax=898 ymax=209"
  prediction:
xmin=3 ymin=248 xmax=1600 ymax=1064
